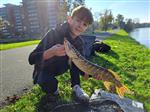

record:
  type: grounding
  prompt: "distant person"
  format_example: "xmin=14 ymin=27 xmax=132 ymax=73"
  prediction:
xmin=28 ymin=6 xmax=93 ymax=102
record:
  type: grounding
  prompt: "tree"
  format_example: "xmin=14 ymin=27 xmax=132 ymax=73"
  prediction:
xmin=124 ymin=18 xmax=134 ymax=32
xmin=66 ymin=0 xmax=85 ymax=15
xmin=0 ymin=17 xmax=11 ymax=38
xmin=94 ymin=12 xmax=100 ymax=22
xmin=116 ymin=14 xmax=124 ymax=28
xmin=0 ymin=17 xmax=4 ymax=38
xmin=0 ymin=17 xmax=4 ymax=28
xmin=72 ymin=0 xmax=85 ymax=9
xmin=57 ymin=0 xmax=68 ymax=24
xmin=133 ymin=18 xmax=140 ymax=28
xmin=99 ymin=9 xmax=113 ymax=31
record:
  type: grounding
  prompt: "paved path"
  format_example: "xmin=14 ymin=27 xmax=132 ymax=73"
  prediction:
xmin=0 ymin=45 xmax=36 ymax=101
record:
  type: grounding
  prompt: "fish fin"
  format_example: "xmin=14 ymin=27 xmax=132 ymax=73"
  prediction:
xmin=83 ymin=73 xmax=89 ymax=80
xmin=104 ymin=81 xmax=112 ymax=91
xmin=108 ymin=69 xmax=120 ymax=81
xmin=68 ymin=58 xmax=72 ymax=66
xmin=93 ymin=74 xmax=102 ymax=80
xmin=116 ymin=85 xmax=132 ymax=98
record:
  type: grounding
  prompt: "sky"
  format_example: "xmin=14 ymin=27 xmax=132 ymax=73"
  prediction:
xmin=0 ymin=0 xmax=150 ymax=23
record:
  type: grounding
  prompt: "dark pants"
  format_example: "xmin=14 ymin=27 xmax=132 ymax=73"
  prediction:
xmin=34 ymin=61 xmax=82 ymax=94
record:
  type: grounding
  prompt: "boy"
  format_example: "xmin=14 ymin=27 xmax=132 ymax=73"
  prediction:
xmin=28 ymin=6 xmax=93 ymax=102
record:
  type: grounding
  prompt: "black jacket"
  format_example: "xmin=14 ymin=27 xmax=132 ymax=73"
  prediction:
xmin=28 ymin=22 xmax=84 ymax=82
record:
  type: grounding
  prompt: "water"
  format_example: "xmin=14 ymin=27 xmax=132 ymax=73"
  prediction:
xmin=129 ymin=27 xmax=150 ymax=48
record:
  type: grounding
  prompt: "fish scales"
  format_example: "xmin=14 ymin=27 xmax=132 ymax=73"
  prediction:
xmin=64 ymin=38 xmax=131 ymax=97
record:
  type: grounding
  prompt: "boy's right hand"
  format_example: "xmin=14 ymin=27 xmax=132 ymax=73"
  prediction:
xmin=43 ymin=44 xmax=66 ymax=60
xmin=52 ymin=44 xmax=66 ymax=56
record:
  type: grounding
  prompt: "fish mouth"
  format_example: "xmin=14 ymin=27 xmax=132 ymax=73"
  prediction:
xmin=64 ymin=37 xmax=67 ymax=43
xmin=64 ymin=38 xmax=72 ymax=51
xmin=64 ymin=38 xmax=77 ymax=56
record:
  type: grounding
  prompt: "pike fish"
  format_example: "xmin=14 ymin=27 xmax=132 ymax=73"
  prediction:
xmin=64 ymin=38 xmax=131 ymax=97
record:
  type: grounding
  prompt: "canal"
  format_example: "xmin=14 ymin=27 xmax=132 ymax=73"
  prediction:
xmin=129 ymin=27 xmax=150 ymax=48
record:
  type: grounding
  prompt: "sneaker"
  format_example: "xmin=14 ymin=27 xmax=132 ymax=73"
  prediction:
xmin=53 ymin=89 xmax=59 ymax=96
xmin=73 ymin=85 xmax=89 ymax=102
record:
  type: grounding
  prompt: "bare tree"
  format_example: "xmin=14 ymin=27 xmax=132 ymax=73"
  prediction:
xmin=0 ymin=17 xmax=4 ymax=28
xmin=99 ymin=9 xmax=113 ymax=31
xmin=0 ymin=17 xmax=11 ymax=38
xmin=66 ymin=0 xmax=85 ymax=15
xmin=57 ymin=1 xmax=68 ymax=24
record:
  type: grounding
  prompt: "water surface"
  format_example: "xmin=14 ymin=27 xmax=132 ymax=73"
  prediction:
xmin=130 ymin=27 xmax=150 ymax=48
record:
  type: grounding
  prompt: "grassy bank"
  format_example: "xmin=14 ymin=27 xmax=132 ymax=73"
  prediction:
xmin=0 ymin=40 xmax=40 ymax=50
xmin=0 ymin=30 xmax=150 ymax=112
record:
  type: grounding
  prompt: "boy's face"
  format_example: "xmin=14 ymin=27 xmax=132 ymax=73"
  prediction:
xmin=68 ymin=16 xmax=89 ymax=37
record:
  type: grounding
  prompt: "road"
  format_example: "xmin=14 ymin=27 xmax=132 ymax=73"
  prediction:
xmin=0 ymin=45 xmax=36 ymax=102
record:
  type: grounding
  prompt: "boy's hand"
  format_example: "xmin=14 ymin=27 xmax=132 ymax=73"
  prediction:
xmin=43 ymin=44 xmax=66 ymax=60
xmin=52 ymin=44 xmax=66 ymax=56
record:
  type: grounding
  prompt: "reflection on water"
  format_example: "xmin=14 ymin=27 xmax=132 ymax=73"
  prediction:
xmin=129 ymin=27 xmax=150 ymax=48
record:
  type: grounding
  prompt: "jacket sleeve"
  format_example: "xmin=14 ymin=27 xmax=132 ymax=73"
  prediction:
xmin=28 ymin=30 xmax=55 ymax=65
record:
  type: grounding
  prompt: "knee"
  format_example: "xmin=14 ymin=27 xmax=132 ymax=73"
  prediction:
xmin=38 ymin=77 xmax=58 ymax=94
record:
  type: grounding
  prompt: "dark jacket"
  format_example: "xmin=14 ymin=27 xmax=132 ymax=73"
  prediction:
xmin=28 ymin=22 xmax=84 ymax=83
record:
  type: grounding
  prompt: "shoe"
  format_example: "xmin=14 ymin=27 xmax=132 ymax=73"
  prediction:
xmin=53 ymin=89 xmax=59 ymax=96
xmin=73 ymin=85 xmax=89 ymax=102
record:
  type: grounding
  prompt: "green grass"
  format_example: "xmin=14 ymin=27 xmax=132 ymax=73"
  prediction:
xmin=0 ymin=29 xmax=150 ymax=112
xmin=0 ymin=40 xmax=40 ymax=50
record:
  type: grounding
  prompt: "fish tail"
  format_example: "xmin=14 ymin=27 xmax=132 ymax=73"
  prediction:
xmin=104 ymin=81 xmax=112 ymax=91
xmin=104 ymin=81 xmax=116 ymax=92
xmin=116 ymin=85 xmax=132 ymax=98
xmin=108 ymin=69 xmax=120 ymax=81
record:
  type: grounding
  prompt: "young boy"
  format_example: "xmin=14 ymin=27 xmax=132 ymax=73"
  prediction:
xmin=28 ymin=6 xmax=93 ymax=102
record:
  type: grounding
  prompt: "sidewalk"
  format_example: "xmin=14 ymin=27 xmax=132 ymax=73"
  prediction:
xmin=0 ymin=45 xmax=36 ymax=106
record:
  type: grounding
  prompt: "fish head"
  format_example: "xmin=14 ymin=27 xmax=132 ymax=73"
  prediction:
xmin=64 ymin=38 xmax=77 ymax=59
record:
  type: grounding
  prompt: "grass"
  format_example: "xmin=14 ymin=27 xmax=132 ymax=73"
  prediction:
xmin=0 ymin=29 xmax=150 ymax=112
xmin=0 ymin=40 xmax=40 ymax=50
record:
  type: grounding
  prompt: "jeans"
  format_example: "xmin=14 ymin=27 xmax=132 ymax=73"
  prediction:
xmin=35 ymin=61 xmax=82 ymax=94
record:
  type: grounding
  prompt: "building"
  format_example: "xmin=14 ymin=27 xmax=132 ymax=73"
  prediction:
xmin=0 ymin=0 xmax=67 ymax=38
xmin=0 ymin=7 xmax=10 ymax=37
xmin=22 ymin=0 xmax=67 ymax=38
xmin=0 ymin=4 xmax=24 ymax=38
xmin=13 ymin=5 xmax=25 ymax=35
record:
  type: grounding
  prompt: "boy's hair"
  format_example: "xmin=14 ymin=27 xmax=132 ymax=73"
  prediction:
xmin=71 ymin=6 xmax=93 ymax=25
